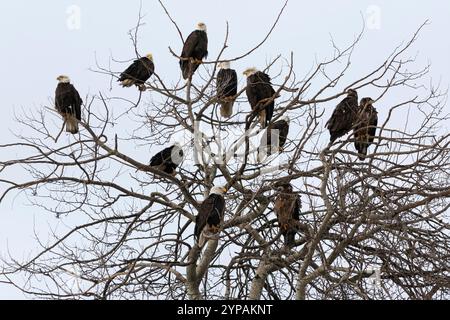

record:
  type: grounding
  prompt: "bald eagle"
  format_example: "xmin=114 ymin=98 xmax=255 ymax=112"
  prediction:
xmin=194 ymin=186 xmax=226 ymax=248
xmin=216 ymin=61 xmax=237 ymax=118
xmin=243 ymin=68 xmax=276 ymax=128
xmin=326 ymin=89 xmax=359 ymax=143
xmin=273 ymin=183 xmax=301 ymax=247
xmin=150 ymin=143 xmax=183 ymax=176
xmin=118 ymin=54 xmax=155 ymax=91
xmin=354 ymin=98 xmax=378 ymax=160
xmin=258 ymin=116 xmax=290 ymax=161
xmin=180 ymin=22 xmax=208 ymax=80
xmin=55 ymin=75 xmax=82 ymax=134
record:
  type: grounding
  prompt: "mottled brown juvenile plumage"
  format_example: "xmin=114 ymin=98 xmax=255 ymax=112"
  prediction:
xmin=274 ymin=183 xmax=301 ymax=247
xmin=326 ymin=89 xmax=359 ymax=143
xmin=354 ymin=97 xmax=378 ymax=160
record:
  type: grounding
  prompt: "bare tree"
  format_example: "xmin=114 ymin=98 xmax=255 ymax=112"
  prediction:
xmin=0 ymin=2 xmax=449 ymax=300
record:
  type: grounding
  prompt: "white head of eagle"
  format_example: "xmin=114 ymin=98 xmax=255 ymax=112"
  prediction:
xmin=171 ymin=142 xmax=184 ymax=164
xmin=243 ymin=67 xmax=258 ymax=77
xmin=210 ymin=186 xmax=227 ymax=196
xmin=57 ymin=75 xmax=71 ymax=83
xmin=145 ymin=53 xmax=154 ymax=61
xmin=279 ymin=115 xmax=290 ymax=124
xmin=218 ymin=61 xmax=231 ymax=70
xmin=196 ymin=22 xmax=207 ymax=32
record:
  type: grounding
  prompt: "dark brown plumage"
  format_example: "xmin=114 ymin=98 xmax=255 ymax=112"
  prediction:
xmin=118 ymin=54 xmax=155 ymax=91
xmin=244 ymin=68 xmax=276 ymax=128
xmin=194 ymin=186 xmax=226 ymax=247
xmin=150 ymin=143 xmax=183 ymax=175
xmin=180 ymin=23 xmax=208 ymax=80
xmin=273 ymin=183 xmax=301 ymax=247
xmin=258 ymin=117 xmax=290 ymax=161
xmin=217 ymin=63 xmax=237 ymax=118
xmin=326 ymin=89 xmax=359 ymax=143
xmin=354 ymin=98 xmax=378 ymax=160
xmin=55 ymin=75 xmax=82 ymax=135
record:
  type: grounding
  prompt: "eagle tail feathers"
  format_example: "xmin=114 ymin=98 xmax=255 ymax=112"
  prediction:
xmin=65 ymin=115 xmax=79 ymax=134
xmin=220 ymin=101 xmax=234 ymax=118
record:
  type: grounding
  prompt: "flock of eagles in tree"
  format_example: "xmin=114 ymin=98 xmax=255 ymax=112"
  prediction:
xmin=54 ymin=22 xmax=378 ymax=248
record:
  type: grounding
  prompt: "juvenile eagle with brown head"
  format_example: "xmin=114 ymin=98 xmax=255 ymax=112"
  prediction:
xmin=326 ymin=89 xmax=359 ymax=143
xmin=274 ymin=183 xmax=301 ymax=247
xmin=354 ymin=97 xmax=378 ymax=160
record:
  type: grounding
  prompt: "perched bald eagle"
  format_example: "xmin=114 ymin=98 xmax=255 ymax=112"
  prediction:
xmin=273 ymin=183 xmax=301 ymax=247
xmin=216 ymin=61 xmax=237 ymax=118
xmin=243 ymin=68 xmax=276 ymax=128
xmin=118 ymin=54 xmax=155 ymax=91
xmin=354 ymin=98 xmax=378 ymax=160
xmin=258 ymin=116 xmax=290 ymax=161
xmin=194 ymin=186 xmax=226 ymax=248
xmin=55 ymin=75 xmax=82 ymax=134
xmin=150 ymin=143 xmax=183 ymax=176
xmin=326 ymin=89 xmax=359 ymax=143
xmin=180 ymin=22 xmax=208 ymax=80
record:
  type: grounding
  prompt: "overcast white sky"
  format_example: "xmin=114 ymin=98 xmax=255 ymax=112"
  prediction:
xmin=0 ymin=0 xmax=449 ymax=299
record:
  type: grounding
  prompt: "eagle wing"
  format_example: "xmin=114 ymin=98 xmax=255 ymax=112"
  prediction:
xmin=195 ymin=194 xmax=225 ymax=242
xmin=217 ymin=69 xmax=238 ymax=99
xmin=354 ymin=105 xmax=378 ymax=159
xmin=71 ymin=84 xmax=82 ymax=120
xmin=180 ymin=31 xmax=208 ymax=79
xmin=150 ymin=147 xmax=170 ymax=167
xmin=246 ymin=72 xmax=275 ymax=108
xmin=271 ymin=120 xmax=289 ymax=149
xmin=55 ymin=83 xmax=82 ymax=120
xmin=368 ymin=107 xmax=378 ymax=144
xmin=274 ymin=192 xmax=301 ymax=247
xmin=274 ymin=194 xmax=295 ymax=231
xmin=119 ymin=59 xmax=140 ymax=82
xmin=119 ymin=58 xmax=154 ymax=83
xmin=181 ymin=31 xmax=207 ymax=59
xmin=293 ymin=195 xmax=301 ymax=222
xmin=327 ymin=96 xmax=358 ymax=142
